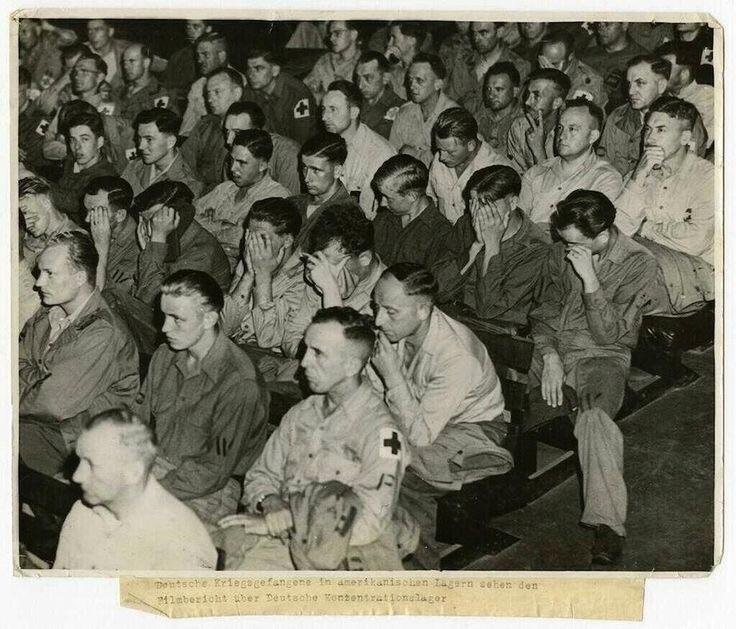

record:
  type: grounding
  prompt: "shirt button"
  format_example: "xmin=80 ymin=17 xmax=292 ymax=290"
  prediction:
xmin=335 ymin=470 xmax=341 ymax=475
xmin=308 ymin=453 xmax=314 ymax=458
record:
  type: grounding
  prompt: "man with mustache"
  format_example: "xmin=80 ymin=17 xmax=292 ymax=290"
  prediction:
xmin=474 ymin=62 xmax=523 ymax=154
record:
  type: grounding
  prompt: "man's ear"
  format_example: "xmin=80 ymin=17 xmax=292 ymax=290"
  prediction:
xmin=357 ymin=250 xmax=373 ymax=267
xmin=122 ymin=458 xmax=146 ymax=485
xmin=271 ymin=63 xmax=281 ymax=78
xmin=434 ymin=78 xmax=444 ymax=93
xmin=95 ymin=135 xmax=105 ymax=152
xmin=680 ymin=128 xmax=693 ymax=147
xmin=234 ymin=86 xmax=244 ymax=101
xmin=656 ymin=77 xmax=668 ymax=96
xmin=109 ymin=27 xmax=115 ymax=38
xmin=416 ymin=300 xmax=432 ymax=323
xmin=203 ymin=309 xmax=219 ymax=330
xmin=349 ymin=104 xmax=360 ymax=122
xmin=217 ymin=50 xmax=227 ymax=66
xmin=507 ymin=193 xmax=519 ymax=210
xmin=512 ymin=86 xmax=520 ymax=99
xmin=166 ymin=133 xmax=177 ymax=152
xmin=589 ymin=128 xmax=601 ymax=145
xmin=142 ymin=57 xmax=152 ymax=73
xmin=333 ymin=163 xmax=344 ymax=180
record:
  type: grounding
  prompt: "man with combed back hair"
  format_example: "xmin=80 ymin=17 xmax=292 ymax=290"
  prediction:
xmin=615 ymin=96 xmax=715 ymax=314
xmin=528 ymin=189 xmax=659 ymax=565
xmin=369 ymin=262 xmax=513 ymax=569
xmin=135 ymin=270 xmax=269 ymax=530
xmin=54 ymin=408 xmax=217 ymax=570
xmin=19 ymin=231 xmax=139 ymax=477
xmin=221 ymin=307 xmax=412 ymax=570
xmin=371 ymin=154 xmax=454 ymax=272
xmin=438 ymin=165 xmax=550 ymax=325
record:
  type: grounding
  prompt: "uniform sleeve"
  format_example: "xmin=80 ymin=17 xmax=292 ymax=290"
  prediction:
xmin=528 ymin=248 xmax=564 ymax=356
xmin=52 ymin=502 xmax=85 ymax=569
xmin=179 ymin=82 xmax=204 ymax=137
xmin=159 ymin=378 xmax=266 ymax=500
xmin=517 ymin=169 xmax=536 ymax=215
xmin=384 ymin=351 xmax=477 ymax=447
xmin=134 ymin=241 xmax=171 ymax=305
xmin=271 ymin=141 xmax=301 ymax=195
xmin=252 ymin=273 xmax=306 ymax=349
xmin=20 ymin=319 xmax=132 ymax=421
xmin=582 ymin=252 xmax=659 ymax=347
xmin=220 ymin=292 xmax=251 ymax=338
xmin=242 ymin=408 xmax=297 ymax=510
xmin=349 ymin=424 xmax=409 ymax=546
xmin=591 ymin=167 xmax=624 ymax=204
xmin=614 ymin=173 xmax=647 ymax=236
xmin=506 ymin=120 xmax=530 ymax=174
xmin=280 ymin=286 xmax=315 ymax=358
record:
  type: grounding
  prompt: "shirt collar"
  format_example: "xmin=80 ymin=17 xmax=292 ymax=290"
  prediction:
xmin=173 ymin=327 xmax=230 ymax=382
xmin=47 ymin=288 xmax=97 ymax=331
xmin=550 ymin=148 xmax=598 ymax=178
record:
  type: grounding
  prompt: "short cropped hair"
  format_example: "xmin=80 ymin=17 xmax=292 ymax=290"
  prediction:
xmin=247 ymin=197 xmax=302 ymax=239
xmin=550 ymin=189 xmax=616 ymax=239
xmin=562 ymin=97 xmax=605 ymax=131
xmin=44 ymin=231 xmax=99 ymax=286
xmin=84 ymin=407 xmax=157 ymax=473
xmin=527 ymin=67 xmax=571 ymax=97
xmin=462 ymin=165 xmax=521 ymax=207
xmin=245 ymin=47 xmax=280 ymax=65
xmin=433 ymin=107 xmax=478 ymax=144
xmin=308 ymin=203 xmax=373 ymax=257
xmin=208 ymin=66 xmax=244 ymax=90
xmin=383 ymin=262 xmax=438 ymax=304
xmin=19 ymin=176 xmax=52 ymax=199
xmin=646 ymin=95 xmax=699 ymax=131
xmin=134 ymin=108 xmax=182 ymax=136
xmin=131 ymin=180 xmax=194 ymax=215
xmin=540 ymin=30 xmax=576 ymax=57
xmin=326 ymin=79 xmax=364 ymax=110
xmin=83 ymin=176 xmax=134 ymax=213
xmin=225 ymin=100 xmax=266 ymax=129
xmin=66 ymin=111 xmax=105 ymax=139
xmin=655 ymin=41 xmax=700 ymax=75
xmin=61 ymin=42 xmax=91 ymax=64
xmin=160 ymin=269 xmax=224 ymax=313
xmin=410 ymin=52 xmax=447 ymax=80
xmin=626 ymin=53 xmax=672 ymax=80
xmin=484 ymin=61 xmax=521 ymax=88
xmin=57 ymin=100 xmax=101 ymax=138
xmin=372 ymin=154 xmax=429 ymax=196
xmin=300 ymin=132 xmax=348 ymax=165
xmin=356 ymin=50 xmax=391 ymax=73
xmin=196 ymin=31 xmax=228 ymax=54
xmin=232 ymin=128 xmax=273 ymax=161
xmin=77 ymin=51 xmax=108 ymax=77
xmin=311 ymin=306 xmax=376 ymax=360
xmin=389 ymin=21 xmax=428 ymax=47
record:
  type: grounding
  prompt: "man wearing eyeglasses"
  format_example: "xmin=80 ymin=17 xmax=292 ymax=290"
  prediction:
xmin=304 ymin=21 xmax=362 ymax=104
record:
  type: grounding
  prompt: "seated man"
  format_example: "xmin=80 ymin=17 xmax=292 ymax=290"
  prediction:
xmin=19 ymin=176 xmax=84 ymax=266
xmin=82 ymin=176 xmax=139 ymax=293
xmin=222 ymin=101 xmax=301 ymax=195
xmin=243 ymin=48 xmax=318 ymax=145
xmin=615 ymin=97 xmax=714 ymax=313
xmin=122 ymin=108 xmax=203 ymax=197
xmin=104 ymin=180 xmax=230 ymax=355
xmin=19 ymin=18 xmax=76 ymax=90
xmin=383 ymin=21 xmax=427 ymax=99
xmin=181 ymin=67 xmax=245 ymax=191
xmin=221 ymin=197 xmax=306 ymax=352
xmin=474 ymin=62 xmax=523 ymax=154
xmin=227 ymin=307 xmax=410 ymax=570
xmin=656 ymin=41 xmax=715 ymax=149
xmin=321 ymin=80 xmax=396 ymax=218
xmin=439 ymin=165 xmax=550 ymax=325
xmin=506 ymin=68 xmax=570 ymax=173
xmin=135 ymin=270 xmax=269 ymax=529
xmin=18 ymin=66 xmax=57 ymax=178
xmin=518 ymin=98 xmax=623 ymax=225
xmin=117 ymin=43 xmax=177 ymax=123
xmin=369 ymin=263 xmax=513 ymax=568
xmin=389 ymin=53 xmax=458 ymax=167
xmin=50 ymin=110 xmax=117 ymax=224
xmin=304 ymin=21 xmax=362 ymax=103
xmin=445 ymin=21 xmax=530 ymax=113
xmin=194 ymin=129 xmax=290 ymax=267
xmin=598 ymin=54 xmax=671 ymax=176
xmin=372 ymin=154 xmax=454 ymax=271
xmin=290 ymin=132 xmax=355 ymax=250
xmin=428 ymin=106 xmax=514 ymax=224
xmin=280 ymin=203 xmax=385 ymax=362
xmin=54 ymin=408 xmax=217 ymax=571
xmin=19 ymin=231 xmax=139 ymax=477
xmin=160 ymin=20 xmax=212 ymax=110
xmin=537 ymin=30 xmax=607 ymax=108
xmin=354 ymin=50 xmax=406 ymax=140
xmin=527 ymin=189 xmax=659 ymax=565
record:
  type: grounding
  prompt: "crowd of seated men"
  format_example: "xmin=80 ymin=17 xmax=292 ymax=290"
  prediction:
xmin=17 ymin=18 xmax=716 ymax=571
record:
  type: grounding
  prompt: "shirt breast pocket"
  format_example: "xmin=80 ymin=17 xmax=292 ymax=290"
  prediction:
xmin=317 ymin=450 xmax=362 ymax=485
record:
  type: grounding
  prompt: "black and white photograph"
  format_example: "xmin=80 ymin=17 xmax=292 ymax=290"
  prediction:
xmin=11 ymin=10 xmax=720 ymax=588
